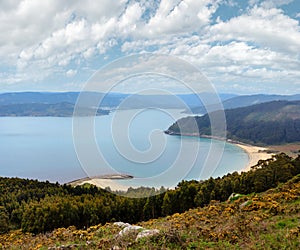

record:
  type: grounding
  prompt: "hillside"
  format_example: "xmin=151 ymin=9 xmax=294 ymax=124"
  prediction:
xmin=189 ymin=93 xmax=300 ymax=114
xmin=0 ymin=153 xmax=300 ymax=249
xmin=1 ymin=160 xmax=300 ymax=249
xmin=4 ymin=92 xmax=300 ymax=116
xmin=167 ymin=100 xmax=300 ymax=145
xmin=0 ymin=92 xmax=234 ymax=111
xmin=0 ymin=102 xmax=109 ymax=117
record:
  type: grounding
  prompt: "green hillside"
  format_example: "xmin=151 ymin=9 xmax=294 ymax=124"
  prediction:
xmin=167 ymin=101 xmax=300 ymax=145
xmin=1 ymin=153 xmax=300 ymax=249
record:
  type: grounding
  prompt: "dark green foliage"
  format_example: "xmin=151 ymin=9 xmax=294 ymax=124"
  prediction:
xmin=167 ymin=101 xmax=300 ymax=145
xmin=0 ymin=206 xmax=9 ymax=233
xmin=0 ymin=153 xmax=300 ymax=234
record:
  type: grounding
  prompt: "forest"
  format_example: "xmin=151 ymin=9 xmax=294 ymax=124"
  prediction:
xmin=167 ymin=100 xmax=300 ymax=145
xmin=1 ymin=152 xmax=300 ymax=234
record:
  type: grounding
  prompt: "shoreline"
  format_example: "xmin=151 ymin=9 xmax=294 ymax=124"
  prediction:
xmin=230 ymin=142 xmax=274 ymax=172
xmin=68 ymin=174 xmax=133 ymax=191
xmin=68 ymin=141 xmax=275 ymax=192
xmin=164 ymin=130 xmax=275 ymax=172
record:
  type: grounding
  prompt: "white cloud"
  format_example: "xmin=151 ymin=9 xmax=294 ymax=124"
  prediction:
xmin=208 ymin=6 xmax=300 ymax=54
xmin=249 ymin=0 xmax=294 ymax=8
xmin=12 ymin=0 xmax=220 ymax=80
xmin=118 ymin=2 xmax=143 ymax=35
xmin=83 ymin=47 xmax=95 ymax=59
xmin=224 ymin=0 xmax=238 ymax=7
xmin=0 ymin=0 xmax=299 ymax=94
xmin=261 ymin=0 xmax=294 ymax=8
xmin=91 ymin=18 xmax=117 ymax=41
xmin=0 ymin=0 xmax=126 ymax=60
xmin=0 ymin=0 xmax=68 ymax=59
xmin=140 ymin=0 xmax=219 ymax=37
xmin=66 ymin=69 xmax=77 ymax=77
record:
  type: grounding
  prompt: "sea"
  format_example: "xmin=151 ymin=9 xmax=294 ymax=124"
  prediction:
xmin=0 ymin=109 xmax=248 ymax=189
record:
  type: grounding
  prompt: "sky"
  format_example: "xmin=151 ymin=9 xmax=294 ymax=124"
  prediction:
xmin=0 ymin=0 xmax=300 ymax=94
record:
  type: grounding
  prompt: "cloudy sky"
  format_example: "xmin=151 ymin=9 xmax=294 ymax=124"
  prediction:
xmin=1 ymin=0 xmax=300 ymax=94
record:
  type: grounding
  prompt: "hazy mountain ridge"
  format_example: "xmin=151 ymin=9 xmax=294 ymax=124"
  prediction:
xmin=1 ymin=92 xmax=299 ymax=117
xmin=189 ymin=94 xmax=300 ymax=114
xmin=0 ymin=92 xmax=236 ymax=110
xmin=0 ymin=92 xmax=235 ymax=116
xmin=167 ymin=100 xmax=300 ymax=145
xmin=0 ymin=102 xmax=109 ymax=117
xmin=0 ymin=92 xmax=80 ymax=105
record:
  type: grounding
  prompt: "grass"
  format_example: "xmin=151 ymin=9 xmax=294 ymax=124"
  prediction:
xmin=1 ymin=176 xmax=300 ymax=249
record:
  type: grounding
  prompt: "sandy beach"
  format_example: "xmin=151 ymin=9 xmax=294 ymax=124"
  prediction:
xmin=233 ymin=142 xmax=274 ymax=172
xmin=79 ymin=178 xmax=130 ymax=191
xmin=68 ymin=174 xmax=133 ymax=191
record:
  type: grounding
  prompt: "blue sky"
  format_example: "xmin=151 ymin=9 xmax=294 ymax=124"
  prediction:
xmin=0 ymin=0 xmax=300 ymax=94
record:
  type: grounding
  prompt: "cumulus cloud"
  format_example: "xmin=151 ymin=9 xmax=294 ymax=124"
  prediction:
xmin=9 ymin=1 xmax=217 ymax=80
xmin=0 ymin=0 xmax=126 ymax=59
xmin=140 ymin=0 xmax=219 ymax=37
xmin=0 ymin=0 xmax=299 ymax=94
xmin=66 ymin=69 xmax=77 ymax=77
xmin=261 ymin=0 xmax=294 ymax=8
xmin=208 ymin=6 xmax=300 ymax=54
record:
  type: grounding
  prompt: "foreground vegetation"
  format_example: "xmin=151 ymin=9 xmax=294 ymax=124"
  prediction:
xmin=1 ymin=153 xmax=300 ymax=236
xmin=1 ymin=172 xmax=300 ymax=249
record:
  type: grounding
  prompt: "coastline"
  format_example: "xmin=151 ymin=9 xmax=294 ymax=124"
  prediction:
xmin=230 ymin=142 xmax=274 ymax=172
xmin=69 ymin=136 xmax=276 ymax=191
xmin=68 ymin=174 xmax=133 ymax=192
xmin=77 ymin=178 xmax=130 ymax=191
xmin=164 ymin=130 xmax=275 ymax=172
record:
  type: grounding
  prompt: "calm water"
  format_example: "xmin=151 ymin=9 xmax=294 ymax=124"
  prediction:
xmin=0 ymin=109 xmax=248 ymax=188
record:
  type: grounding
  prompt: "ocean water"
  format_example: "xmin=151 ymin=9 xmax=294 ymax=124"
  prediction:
xmin=0 ymin=109 xmax=248 ymax=188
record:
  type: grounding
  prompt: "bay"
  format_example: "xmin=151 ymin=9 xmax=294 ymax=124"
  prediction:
xmin=0 ymin=109 xmax=248 ymax=188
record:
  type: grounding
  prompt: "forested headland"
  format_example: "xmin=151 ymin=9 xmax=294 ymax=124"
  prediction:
xmin=166 ymin=100 xmax=300 ymax=145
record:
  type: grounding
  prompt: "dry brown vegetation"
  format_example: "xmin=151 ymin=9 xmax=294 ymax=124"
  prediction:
xmin=269 ymin=143 xmax=300 ymax=157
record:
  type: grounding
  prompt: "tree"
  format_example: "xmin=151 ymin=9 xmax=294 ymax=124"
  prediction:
xmin=0 ymin=206 xmax=9 ymax=233
xmin=162 ymin=193 xmax=172 ymax=216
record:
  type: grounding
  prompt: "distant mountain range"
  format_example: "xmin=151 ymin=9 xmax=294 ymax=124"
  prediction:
xmin=1 ymin=92 xmax=300 ymax=118
xmin=0 ymin=92 xmax=80 ymax=105
xmin=0 ymin=92 xmax=236 ymax=109
xmin=166 ymin=100 xmax=300 ymax=145
xmin=0 ymin=102 xmax=109 ymax=117
xmin=0 ymin=92 xmax=236 ymax=116
xmin=187 ymin=94 xmax=300 ymax=114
